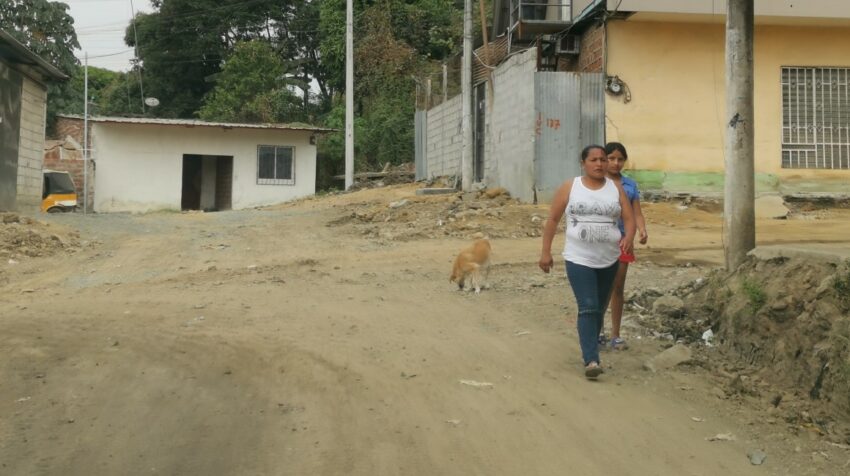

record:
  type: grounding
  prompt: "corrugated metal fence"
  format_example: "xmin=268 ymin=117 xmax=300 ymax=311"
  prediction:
xmin=534 ymin=72 xmax=605 ymax=202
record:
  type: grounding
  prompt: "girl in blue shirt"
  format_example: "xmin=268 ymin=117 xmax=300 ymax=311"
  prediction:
xmin=603 ymin=142 xmax=648 ymax=350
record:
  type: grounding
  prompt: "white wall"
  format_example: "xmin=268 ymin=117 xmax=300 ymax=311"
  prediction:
xmin=92 ymin=123 xmax=316 ymax=213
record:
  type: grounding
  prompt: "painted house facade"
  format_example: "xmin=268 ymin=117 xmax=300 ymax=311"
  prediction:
xmin=77 ymin=116 xmax=332 ymax=213
xmin=571 ymin=0 xmax=850 ymax=194
xmin=418 ymin=1 xmax=850 ymax=201
xmin=0 ymin=29 xmax=67 ymax=211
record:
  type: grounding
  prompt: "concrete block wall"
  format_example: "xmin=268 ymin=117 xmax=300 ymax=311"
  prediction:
xmin=425 ymin=94 xmax=462 ymax=178
xmin=487 ymin=48 xmax=538 ymax=202
xmin=15 ymin=77 xmax=47 ymax=210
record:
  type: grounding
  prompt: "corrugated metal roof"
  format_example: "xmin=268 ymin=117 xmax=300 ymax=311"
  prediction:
xmin=58 ymin=114 xmax=336 ymax=133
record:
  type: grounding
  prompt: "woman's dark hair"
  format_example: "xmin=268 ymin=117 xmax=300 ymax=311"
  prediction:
xmin=580 ymin=144 xmax=605 ymax=161
xmin=604 ymin=142 xmax=628 ymax=160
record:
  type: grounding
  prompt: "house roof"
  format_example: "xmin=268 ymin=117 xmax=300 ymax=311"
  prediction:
xmin=59 ymin=114 xmax=337 ymax=133
xmin=0 ymin=29 xmax=68 ymax=81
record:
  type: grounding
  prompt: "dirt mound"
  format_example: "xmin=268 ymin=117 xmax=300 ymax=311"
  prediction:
xmin=1 ymin=213 xmax=82 ymax=260
xmin=632 ymin=254 xmax=850 ymax=444
xmin=327 ymin=187 xmax=551 ymax=241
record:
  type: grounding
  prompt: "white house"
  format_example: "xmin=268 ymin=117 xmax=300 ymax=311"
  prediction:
xmin=79 ymin=116 xmax=332 ymax=213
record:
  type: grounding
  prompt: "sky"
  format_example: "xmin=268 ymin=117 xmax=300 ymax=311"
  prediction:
xmin=65 ymin=0 xmax=154 ymax=71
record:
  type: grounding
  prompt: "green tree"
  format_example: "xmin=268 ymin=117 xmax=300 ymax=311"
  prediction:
xmin=59 ymin=65 xmax=122 ymax=116
xmin=0 ymin=0 xmax=80 ymax=128
xmin=199 ymin=40 xmax=305 ymax=123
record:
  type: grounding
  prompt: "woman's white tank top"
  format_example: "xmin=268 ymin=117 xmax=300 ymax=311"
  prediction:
xmin=562 ymin=177 xmax=622 ymax=268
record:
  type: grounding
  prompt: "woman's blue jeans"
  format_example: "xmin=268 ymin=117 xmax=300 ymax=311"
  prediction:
xmin=565 ymin=260 xmax=619 ymax=365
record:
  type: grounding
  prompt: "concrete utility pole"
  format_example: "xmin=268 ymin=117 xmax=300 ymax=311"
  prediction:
xmin=344 ymin=0 xmax=354 ymax=190
xmin=83 ymin=52 xmax=89 ymax=215
xmin=724 ymin=0 xmax=755 ymax=270
xmin=461 ymin=0 xmax=473 ymax=191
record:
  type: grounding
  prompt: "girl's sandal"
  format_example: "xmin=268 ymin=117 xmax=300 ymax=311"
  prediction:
xmin=610 ymin=337 xmax=628 ymax=350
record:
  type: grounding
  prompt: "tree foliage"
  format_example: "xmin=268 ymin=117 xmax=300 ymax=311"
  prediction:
xmin=0 ymin=0 xmax=80 ymax=129
xmin=15 ymin=0 xmax=468 ymax=188
xmin=198 ymin=41 xmax=305 ymax=123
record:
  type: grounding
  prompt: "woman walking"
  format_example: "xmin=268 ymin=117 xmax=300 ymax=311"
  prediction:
xmin=604 ymin=142 xmax=648 ymax=351
xmin=539 ymin=145 xmax=636 ymax=379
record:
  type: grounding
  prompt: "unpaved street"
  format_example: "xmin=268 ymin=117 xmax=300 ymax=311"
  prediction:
xmin=2 ymin=186 xmax=850 ymax=475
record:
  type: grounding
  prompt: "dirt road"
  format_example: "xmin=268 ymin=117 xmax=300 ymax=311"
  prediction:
xmin=2 ymin=186 xmax=849 ymax=475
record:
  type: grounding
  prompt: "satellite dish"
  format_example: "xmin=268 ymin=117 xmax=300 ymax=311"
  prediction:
xmin=144 ymin=97 xmax=160 ymax=107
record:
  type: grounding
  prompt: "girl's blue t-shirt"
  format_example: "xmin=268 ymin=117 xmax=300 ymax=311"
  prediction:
xmin=618 ymin=175 xmax=640 ymax=234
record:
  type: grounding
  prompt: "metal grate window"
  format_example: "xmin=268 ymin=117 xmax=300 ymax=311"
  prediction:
xmin=782 ymin=67 xmax=850 ymax=169
xmin=257 ymin=145 xmax=295 ymax=185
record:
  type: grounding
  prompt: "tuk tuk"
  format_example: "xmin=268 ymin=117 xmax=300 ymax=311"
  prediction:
xmin=41 ymin=170 xmax=78 ymax=213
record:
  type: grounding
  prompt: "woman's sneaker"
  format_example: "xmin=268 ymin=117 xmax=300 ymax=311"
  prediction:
xmin=584 ymin=362 xmax=603 ymax=380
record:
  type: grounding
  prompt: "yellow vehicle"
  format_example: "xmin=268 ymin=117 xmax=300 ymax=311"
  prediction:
xmin=41 ymin=170 xmax=78 ymax=213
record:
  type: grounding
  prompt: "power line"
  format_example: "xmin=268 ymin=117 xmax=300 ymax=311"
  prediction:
xmin=75 ymin=48 xmax=134 ymax=59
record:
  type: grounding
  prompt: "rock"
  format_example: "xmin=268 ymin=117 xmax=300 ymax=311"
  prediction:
xmin=747 ymin=449 xmax=767 ymax=465
xmin=643 ymin=343 xmax=692 ymax=372
xmin=755 ymin=195 xmax=790 ymax=219
xmin=652 ymin=295 xmax=685 ymax=318
xmin=388 ymin=199 xmax=410 ymax=209
xmin=482 ymin=187 xmax=509 ymax=199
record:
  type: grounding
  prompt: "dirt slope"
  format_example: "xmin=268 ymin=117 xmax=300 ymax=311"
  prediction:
xmin=2 ymin=184 xmax=850 ymax=475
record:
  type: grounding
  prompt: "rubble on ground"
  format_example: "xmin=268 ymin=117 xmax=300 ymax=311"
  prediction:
xmin=0 ymin=212 xmax=81 ymax=260
xmin=627 ymin=254 xmax=850 ymax=444
xmin=327 ymin=185 xmax=553 ymax=241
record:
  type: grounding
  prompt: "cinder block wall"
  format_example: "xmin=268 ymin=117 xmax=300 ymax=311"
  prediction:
xmin=487 ymin=48 xmax=538 ymax=202
xmin=15 ymin=77 xmax=47 ymax=210
xmin=425 ymin=94 xmax=462 ymax=178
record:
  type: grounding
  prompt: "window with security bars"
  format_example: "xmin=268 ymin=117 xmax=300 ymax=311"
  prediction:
xmin=257 ymin=145 xmax=295 ymax=185
xmin=782 ymin=67 xmax=850 ymax=169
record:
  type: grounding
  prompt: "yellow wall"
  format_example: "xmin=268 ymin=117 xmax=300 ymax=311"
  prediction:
xmin=605 ymin=19 xmax=850 ymax=189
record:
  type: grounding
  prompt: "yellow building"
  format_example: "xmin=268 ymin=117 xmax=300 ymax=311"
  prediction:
xmin=571 ymin=0 xmax=850 ymax=194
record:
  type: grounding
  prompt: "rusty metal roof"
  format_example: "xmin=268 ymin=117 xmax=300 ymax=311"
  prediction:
xmin=0 ymin=29 xmax=69 ymax=81
xmin=59 ymin=114 xmax=336 ymax=133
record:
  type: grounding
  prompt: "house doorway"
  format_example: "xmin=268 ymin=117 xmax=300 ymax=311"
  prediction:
xmin=181 ymin=154 xmax=233 ymax=211
xmin=473 ymin=82 xmax=487 ymax=182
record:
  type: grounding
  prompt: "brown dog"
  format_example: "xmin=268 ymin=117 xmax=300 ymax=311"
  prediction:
xmin=450 ymin=239 xmax=491 ymax=294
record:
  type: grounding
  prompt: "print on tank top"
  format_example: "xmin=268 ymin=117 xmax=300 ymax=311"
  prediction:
xmin=567 ymin=201 xmax=621 ymax=244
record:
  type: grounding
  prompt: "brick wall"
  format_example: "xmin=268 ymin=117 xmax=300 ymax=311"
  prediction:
xmin=15 ymin=76 xmax=47 ymax=210
xmin=43 ymin=139 xmax=93 ymax=210
xmin=578 ymin=22 xmax=605 ymax=73
xmin=52 ymin=115 xmax=86 ymax=146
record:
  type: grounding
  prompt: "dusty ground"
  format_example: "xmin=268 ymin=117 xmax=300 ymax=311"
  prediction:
xmin=2 ymin=184 xmax=850 ymax=475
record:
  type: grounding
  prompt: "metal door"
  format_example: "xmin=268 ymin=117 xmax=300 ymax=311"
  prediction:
xmin=533 ymin=72 xmax=605 ymax=202
xmin=0 ymin=62 xmax=23 ymax=211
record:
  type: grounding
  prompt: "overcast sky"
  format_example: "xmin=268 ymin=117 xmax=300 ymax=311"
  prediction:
xmin=65 ymin=0 xmax=154 ymax=71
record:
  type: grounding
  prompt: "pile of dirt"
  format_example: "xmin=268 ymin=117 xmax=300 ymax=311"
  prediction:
xmin=630 ymin=254 xmax=850 ymax=444
xmin=0 ymin=213 xmax=82 ymax=260
xmin=327 ymin=187 xmax=552 ymax=241
xmin=349 ymin=162 xmax=416 ymax=190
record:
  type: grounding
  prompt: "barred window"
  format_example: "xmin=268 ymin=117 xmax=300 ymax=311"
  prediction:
xmin=782 ymin=67 xmax=850 ymax=169
xmin=257 ymin=145 xmax=295 ymax=185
